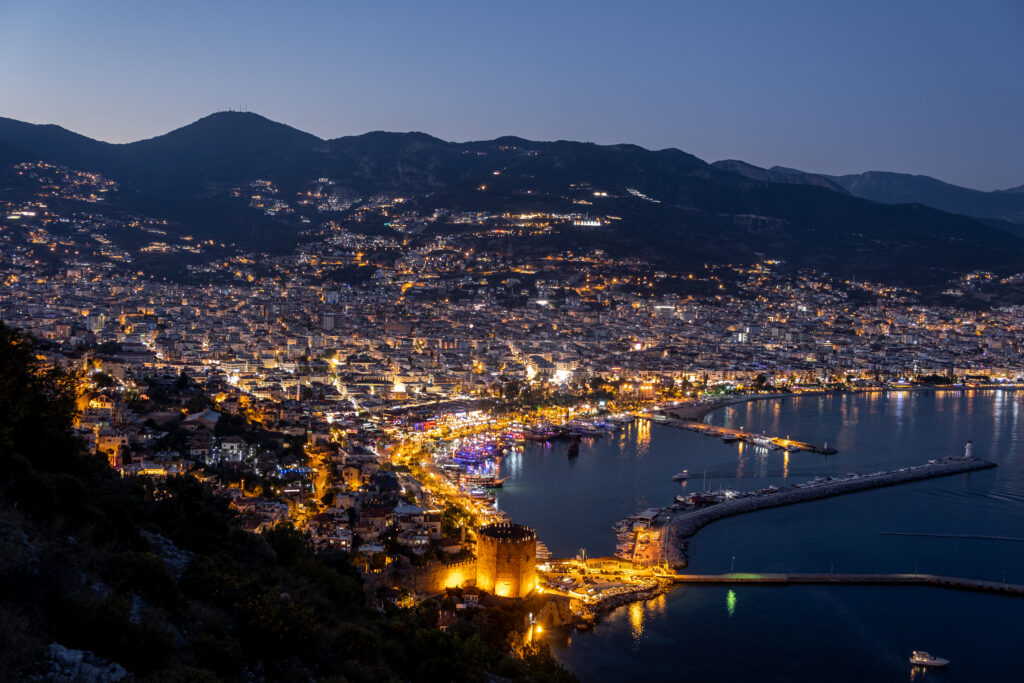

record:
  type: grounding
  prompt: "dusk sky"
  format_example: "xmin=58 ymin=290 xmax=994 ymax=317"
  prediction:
xmin=1 ymin=0 xmax=1021 ymax=190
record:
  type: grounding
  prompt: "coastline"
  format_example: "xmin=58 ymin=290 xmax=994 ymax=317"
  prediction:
xmin=663 ymin=384 xmax=1024 ymax=424
xmin=664 ymin=392 xmax=794 ymax=422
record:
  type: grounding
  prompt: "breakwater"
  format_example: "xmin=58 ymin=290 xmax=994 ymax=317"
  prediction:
xmin=663 ymin=572 xmax=1024 ymax=597
xmin=653 ymin=457 xmax=996 ymax=566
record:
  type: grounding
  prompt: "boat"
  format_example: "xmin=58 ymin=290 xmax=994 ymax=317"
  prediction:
xmin=462 ymin=473 xmax=508 ymax=488
xmin=567 ymin=436 xmax=581 ymax=457
xmin=721 ymin=435 xmax=740 ymax=444
xmin=672 ymin=469 xmax=689 ymax=481
xmin=909 ymin=651 xmax=949 ymax=667
xmin=785 ymin=444 xmax=799 ymax=452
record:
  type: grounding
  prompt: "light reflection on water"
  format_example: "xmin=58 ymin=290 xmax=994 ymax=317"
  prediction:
xmin=517 ymin=391 xmax=1024 ymax=681
xmin=628 ymin=602 xmax=643 ymax=646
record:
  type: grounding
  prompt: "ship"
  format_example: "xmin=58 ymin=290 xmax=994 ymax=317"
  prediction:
xmin=909 ymin=651 xmax=949 ymax=667
xmin=672 ymin=469 xmax=689 ymax=481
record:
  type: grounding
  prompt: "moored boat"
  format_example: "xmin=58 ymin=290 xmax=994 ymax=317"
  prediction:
xmin=909 ymin=651 xmax=949 ymax=667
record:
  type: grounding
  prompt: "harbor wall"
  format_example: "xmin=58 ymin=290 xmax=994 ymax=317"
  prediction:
xmin=665 ymin=458 xmax=996 ymax=563
xmin=666 ymin=572 xmax=1024 ymax=597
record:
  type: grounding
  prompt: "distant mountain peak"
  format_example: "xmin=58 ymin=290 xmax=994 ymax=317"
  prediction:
xmin=130 ymin=111 xmax=323 ymax=149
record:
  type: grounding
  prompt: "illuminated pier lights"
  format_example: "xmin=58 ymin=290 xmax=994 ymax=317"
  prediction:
xmin=476 ymin=523 xmax=537 ymax=598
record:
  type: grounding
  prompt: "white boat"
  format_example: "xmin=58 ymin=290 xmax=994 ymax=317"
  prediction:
xmin=909 ymin=651 xmax=949 ymax=667
xmin=672 ymin=469 xmax=689 ymax=481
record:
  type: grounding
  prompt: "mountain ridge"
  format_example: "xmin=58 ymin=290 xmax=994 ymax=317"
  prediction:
xmin=2 ymin=110 xmax=1023 ymax=286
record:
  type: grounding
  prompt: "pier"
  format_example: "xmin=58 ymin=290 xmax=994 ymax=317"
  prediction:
xmin=661 ymin=416 xmax=837 ymax=454
xmin=657 ymin=571 xmax=1024 ymax=597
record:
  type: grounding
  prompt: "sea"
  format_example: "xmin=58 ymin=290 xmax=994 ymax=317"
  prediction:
xmin=493 ymin=390 xmax=1024 ymax=681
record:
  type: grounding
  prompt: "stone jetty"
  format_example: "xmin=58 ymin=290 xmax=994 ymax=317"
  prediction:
xmin=658 ymin=456 xmax=996 ymax=566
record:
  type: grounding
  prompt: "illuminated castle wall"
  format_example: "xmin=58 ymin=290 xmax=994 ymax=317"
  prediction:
xmin=476 ymin=523 xmax=537 ymax=598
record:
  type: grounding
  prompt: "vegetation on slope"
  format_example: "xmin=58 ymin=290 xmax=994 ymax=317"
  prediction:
xmin=0 ymin=322 xmax=575 ymax=682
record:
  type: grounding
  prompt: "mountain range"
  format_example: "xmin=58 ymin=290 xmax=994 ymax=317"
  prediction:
xmin=714 ymin=161 xmax=1024 ymax=225
xmin=1 ymin=111 xmax=1022 ymax=286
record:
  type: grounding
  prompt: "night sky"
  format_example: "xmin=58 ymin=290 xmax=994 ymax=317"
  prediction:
xmin=1 ymin=0 xmax=1021 ymax=189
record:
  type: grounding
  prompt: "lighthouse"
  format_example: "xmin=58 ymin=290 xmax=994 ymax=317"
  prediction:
xmin=964 ymin=440 xmax=973 ymax=459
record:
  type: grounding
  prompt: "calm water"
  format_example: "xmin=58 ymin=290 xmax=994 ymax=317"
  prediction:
xmin=494 ymin=391 xmax=1024 ymax=681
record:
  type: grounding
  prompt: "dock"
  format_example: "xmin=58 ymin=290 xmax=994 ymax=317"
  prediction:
xmin=661 ymin=416 xmax=837 ymax=454
xmin=659 ymin=571 xmax=1024 ymax=597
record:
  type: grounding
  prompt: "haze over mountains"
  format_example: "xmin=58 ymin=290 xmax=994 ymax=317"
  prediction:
xmin=2 ymin=111 xmax=1022 ymax=286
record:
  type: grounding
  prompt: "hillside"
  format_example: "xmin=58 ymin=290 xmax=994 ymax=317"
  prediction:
xmin=1 ymin=111 xmax=1023 ymax=285
xmin=0 ymin=322 xmax=574 ymax=682
xmin=813 ymin=170 xmax=1024 ymax=224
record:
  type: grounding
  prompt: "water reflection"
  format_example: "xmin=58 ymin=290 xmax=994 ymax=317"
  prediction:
xmin=636 ymin=419 xmax=651 ymax=456
xmin=629 ymin=602 xmax=644 ymax=646
xmin=726 ymin=589 xmax=737 ymax=617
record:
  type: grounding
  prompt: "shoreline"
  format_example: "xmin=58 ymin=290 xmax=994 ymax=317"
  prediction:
xmin=661 ymin=384 xmax=1024 ymax=424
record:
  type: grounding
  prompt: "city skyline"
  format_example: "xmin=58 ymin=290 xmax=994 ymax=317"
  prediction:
xmin=1 ymin=0 xmax=1022 ymax=190
xmin=2 ymin=2 xmax=1023 ymax=680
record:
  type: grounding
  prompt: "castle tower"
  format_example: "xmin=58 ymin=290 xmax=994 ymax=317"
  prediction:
xmin=475 ymin=523 xmax=537 ymax=598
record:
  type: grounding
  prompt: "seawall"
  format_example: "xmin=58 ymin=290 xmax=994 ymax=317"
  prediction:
xmin=663 ymin=457 xmax=996 ymax=566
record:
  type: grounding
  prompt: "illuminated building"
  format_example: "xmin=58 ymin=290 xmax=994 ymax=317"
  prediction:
xmin=475 ymin=522 xmax=537 ymax=598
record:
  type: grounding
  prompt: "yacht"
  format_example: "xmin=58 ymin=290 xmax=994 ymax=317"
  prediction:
xmin=909 ymin=651 xmax=949 ymax=667
xmin=672 ymin=469 xmax=689 ymax=481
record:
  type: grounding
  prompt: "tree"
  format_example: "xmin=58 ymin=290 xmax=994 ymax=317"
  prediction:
xmin=185 ymin=392 xmax=211 ymax=414
xmin=0 ymin=322 xmax=84 ymax=476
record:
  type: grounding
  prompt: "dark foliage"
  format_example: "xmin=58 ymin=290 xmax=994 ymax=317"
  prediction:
xmin=0 ymin=323 xmax=575 ymax=682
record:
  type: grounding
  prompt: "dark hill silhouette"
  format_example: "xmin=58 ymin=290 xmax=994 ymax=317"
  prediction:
xmin=807 ymin=169 xmax=1024 ymax=224
xmin=1 ymin=111 xmax=1022 ymax=284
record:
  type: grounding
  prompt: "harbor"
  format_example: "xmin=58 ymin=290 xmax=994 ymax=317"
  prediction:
xmin=523 ymin=392 xmax=1024 ymax=682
